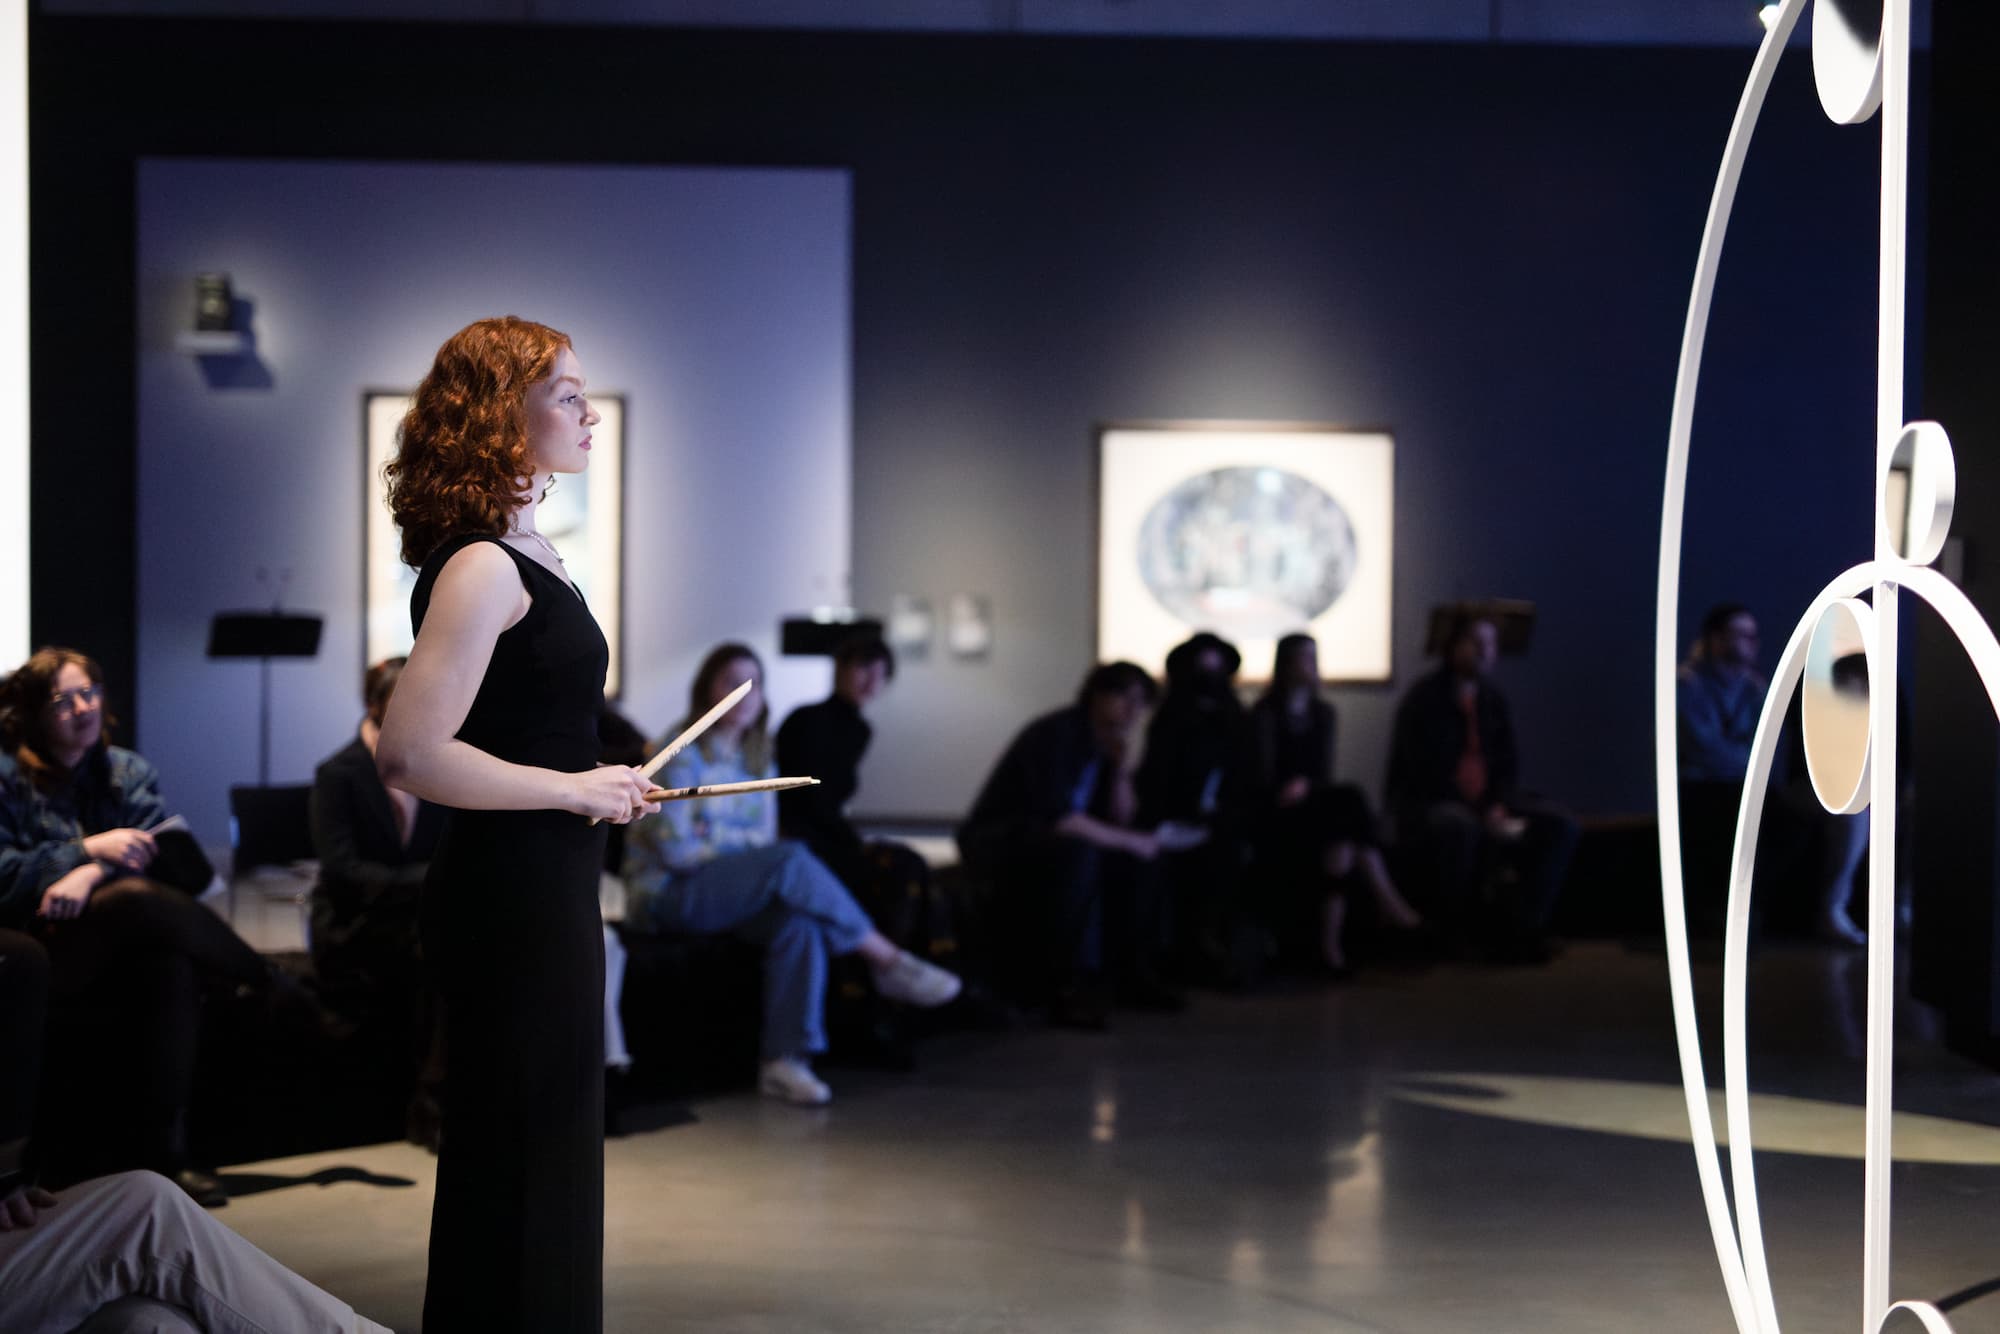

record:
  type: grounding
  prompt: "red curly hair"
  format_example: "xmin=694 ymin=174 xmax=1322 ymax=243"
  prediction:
xmin=386 ymin=316 xmax=572 ymax=568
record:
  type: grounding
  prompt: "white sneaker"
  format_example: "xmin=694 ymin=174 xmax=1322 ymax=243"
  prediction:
xmin=871 ymin=950 xmax=962 ymax=1008
xmin=759 ymin=1056 xmax=831 ymax=1106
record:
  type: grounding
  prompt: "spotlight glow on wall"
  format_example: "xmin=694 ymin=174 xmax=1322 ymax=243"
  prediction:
xmin=0 ymin=0 xmax=27 ymax=666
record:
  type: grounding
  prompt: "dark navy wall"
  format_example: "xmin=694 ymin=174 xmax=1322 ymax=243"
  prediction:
xmin=29 ymin=18 xmax=1899 ymax=819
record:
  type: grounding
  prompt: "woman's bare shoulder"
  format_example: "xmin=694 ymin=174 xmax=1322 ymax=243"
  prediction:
xmin=427 ymin=539 xmax=529 ymax=625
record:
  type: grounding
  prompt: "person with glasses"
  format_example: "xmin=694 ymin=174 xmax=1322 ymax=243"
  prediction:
xmin=0 ymin=647 xmax=344 ymax=1207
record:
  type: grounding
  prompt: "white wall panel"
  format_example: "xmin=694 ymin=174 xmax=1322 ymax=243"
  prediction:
xmin=136 ymin=159 xmax=850 ymax=850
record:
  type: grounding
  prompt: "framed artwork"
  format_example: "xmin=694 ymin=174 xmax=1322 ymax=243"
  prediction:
xmin=364 ymin=391 xmax=626 ymax=695
xmin=945 ymin=593 xmax=993 ymax=660
xmin=1096 ymin=421 xmax=1394 ymax=683
xmin=887 ymin=594 xmax=934 ymax=660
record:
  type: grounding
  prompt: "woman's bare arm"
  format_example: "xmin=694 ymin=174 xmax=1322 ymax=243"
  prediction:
xmin=376 ymin=542 xmax=655 ymax=822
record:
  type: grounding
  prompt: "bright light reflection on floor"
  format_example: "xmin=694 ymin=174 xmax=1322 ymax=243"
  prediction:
xmin=1395 ymin=1073 xmax=2000 ymax=1163
xmin=1092 ymin=1094 xmax=1117 ymax=1144
xmin=1312 ymin=1131 xmax=1383 ymax=1269
xmin=1227 ymin=1237 xmax=1264 ymax=1285
xmin=1120 ymin=1197 xmax=1147 ymax=1262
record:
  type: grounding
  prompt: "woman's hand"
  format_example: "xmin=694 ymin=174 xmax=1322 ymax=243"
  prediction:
xmin=82 ymin=827 xmax=156 ymax=872
xmin=566 ymin=766 xmax=662 ymax=825
xmin=37 ymin=862 xmax=104 ymax=921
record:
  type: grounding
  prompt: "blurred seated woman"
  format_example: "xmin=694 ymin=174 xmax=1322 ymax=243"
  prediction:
xmin=0 ymin=648 xmax=340 ymax=1206
xmin=1249 ymin=634 xmax=1420 ymax=974
xmin=621 ymin=643 xmax=961 ymax=1106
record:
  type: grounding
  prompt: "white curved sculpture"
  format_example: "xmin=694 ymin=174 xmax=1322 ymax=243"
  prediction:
xmin=1654 ymin=1 xmax=1980 ymax=1330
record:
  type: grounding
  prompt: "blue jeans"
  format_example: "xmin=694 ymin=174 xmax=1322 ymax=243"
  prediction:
xmin=634 ymin=842 xmax=874 ymax=1060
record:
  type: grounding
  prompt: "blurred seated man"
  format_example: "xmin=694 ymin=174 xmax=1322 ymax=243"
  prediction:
xmin=310 ymin=656 xmax=447 ymax=1146
xmin=1386 ymin=613 xmax=1576 ymax=962
xmin=1676 ymin=603 xmax=1768 ymax=934
xmin=957 ymin=662 xmax=1172 ymax=1027
xmin=1677 ymin=604 xmax=1871 ymax=944
xmin=310 ymin=657 xmax=444 ymax=996
xmin=777 ymin=635 xmax=956 ymax=967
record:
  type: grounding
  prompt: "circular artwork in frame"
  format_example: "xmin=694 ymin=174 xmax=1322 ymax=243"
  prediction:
xmin=1135 ymin=466 xmax=1360 ymax=640
xmin=1097 ymin=423 xmax=1394 ymax=682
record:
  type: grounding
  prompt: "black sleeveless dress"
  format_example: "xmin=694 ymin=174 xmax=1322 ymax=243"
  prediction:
xmin=412 ymin=534 xmax=609 ymax=1334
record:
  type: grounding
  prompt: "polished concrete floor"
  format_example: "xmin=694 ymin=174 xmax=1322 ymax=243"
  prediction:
xmin=209 ymin=942 xmax=2000 ymax=1333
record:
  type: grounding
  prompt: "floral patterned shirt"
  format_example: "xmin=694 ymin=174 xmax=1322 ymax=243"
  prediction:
xmin=620 ymin=736 xmax=776 ymax=909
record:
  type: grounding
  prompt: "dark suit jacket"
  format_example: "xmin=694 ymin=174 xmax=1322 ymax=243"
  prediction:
xmin=957 ymin=706 xmax=1101 ymax=864
xmin=1385 ymin=668 xmax=1520 ymax=816
xmin=309 ymin=736 xmax=444 ymax=968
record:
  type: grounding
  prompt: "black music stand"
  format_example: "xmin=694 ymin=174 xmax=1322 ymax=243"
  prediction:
xmin=779 ymin=612 xmax=885 ymax=657
xmin=207 ymin=612 xmax=323 ymax=787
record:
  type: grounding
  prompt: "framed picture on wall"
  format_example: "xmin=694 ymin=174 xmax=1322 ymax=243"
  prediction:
xmin=1097 ymin=421 xmax=1394 ymax=683
xmin=364 ymin=390 xmax=627 ymax=695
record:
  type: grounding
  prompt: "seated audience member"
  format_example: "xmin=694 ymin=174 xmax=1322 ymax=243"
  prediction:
xmin=0 ymin=1170 xmax=393 ymax=1334
xmin=622 ymin=643 xmax=960 ymax=1106
xmin=1385 ymin=616 xmax=1577 ymax=962
xmin=309 ymin=655 xmax=448 ymax=1146
xmin=957 ymin=661 xmax=1171 ymax=1028
xmin=0 ymin=648 xmax=343 ymax=1206
xmin=777 ymin=634 xmax=957 ymax=966
xmin=310 ymin=656 xmax=444 ymax=992
xmin=1677 ymin=604 xmax=1871 ymax=944
xmin=1250 ymin=633 xmax=1420 ymax=975
xmin=1676 ymin=603 xmax=1769 ymax=934
xmin=1135 ymin=632 xmax=1249 ymax=990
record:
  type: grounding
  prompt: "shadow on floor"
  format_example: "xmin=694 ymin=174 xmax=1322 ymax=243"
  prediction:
xmin=218 ymin=1165 xmax=417 ymax=1198
xmin=1937 ymin=1273 xmax=2000 ymax=1314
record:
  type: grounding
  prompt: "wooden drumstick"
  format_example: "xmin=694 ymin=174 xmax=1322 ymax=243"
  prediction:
xmin=643 ymin=776 xmax=820 ymax=803
xmin=589 ymin=678 xmax=754 ymax=825
xmin=640 ymin=679 xmax=753 ymax=779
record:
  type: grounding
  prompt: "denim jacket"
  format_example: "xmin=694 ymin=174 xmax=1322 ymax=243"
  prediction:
xmin=0 ymin=746 xmax=166 ymax=928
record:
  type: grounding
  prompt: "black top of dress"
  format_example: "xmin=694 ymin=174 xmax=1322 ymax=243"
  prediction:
xmin=411 ymin=534 xmax=607 ymax=785
xmin=776 ymin=694 xmax=870 ymax=854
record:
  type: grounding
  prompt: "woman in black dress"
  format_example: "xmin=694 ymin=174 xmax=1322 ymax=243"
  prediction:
xmin=1249 ymin=633 xmax=1419 ymax=973
xmin=376 ymin=316 xmax=658 ymax=1333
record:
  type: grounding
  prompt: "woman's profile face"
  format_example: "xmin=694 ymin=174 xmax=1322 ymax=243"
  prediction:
xmin=524 ymin=347 xmax=603 ymax=479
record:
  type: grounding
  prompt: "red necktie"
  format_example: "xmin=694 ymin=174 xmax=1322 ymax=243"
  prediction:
xmin=1454 ymin=690 xmax=1487 ymax=806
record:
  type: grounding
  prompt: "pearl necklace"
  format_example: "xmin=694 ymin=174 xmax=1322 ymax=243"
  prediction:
xmin=509 ymin=527 xmax=565 ymax=566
